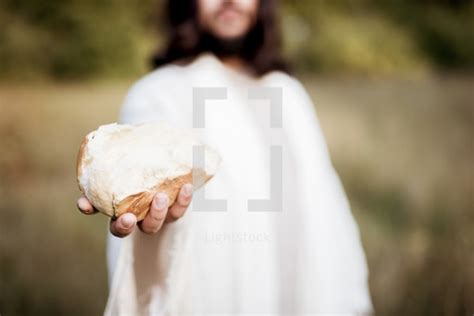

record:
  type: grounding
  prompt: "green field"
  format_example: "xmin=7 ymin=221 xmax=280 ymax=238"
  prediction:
xmin=0 ymin=75 xmax=473 ymax=314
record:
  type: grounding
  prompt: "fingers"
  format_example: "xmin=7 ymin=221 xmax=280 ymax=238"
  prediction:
xmin=110 ymin=213 xmax=137 ymax=238
xmin=138 ymin=192 xmax=169 ymax=234
xmin=83 ymin=184 xmax=192 ymax=238
xmin=166 ymin=183 xmax=193 ymax=223
xmin=77 ymin=195 xmax=98 ymax=215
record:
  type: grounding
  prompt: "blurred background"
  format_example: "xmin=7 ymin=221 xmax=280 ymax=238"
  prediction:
xmin=0 ymin=0 xmax=472 ymax=314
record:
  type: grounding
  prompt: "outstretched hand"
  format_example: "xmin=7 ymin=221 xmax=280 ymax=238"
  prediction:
xmin=76 ymin=183 xmax=193 ymax=237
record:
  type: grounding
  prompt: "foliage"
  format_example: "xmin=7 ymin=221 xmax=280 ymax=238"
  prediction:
xmin=282 ymin=0 xmax=474 ymax=74
xmin=0 ymin=0 xmax=154 ymax=79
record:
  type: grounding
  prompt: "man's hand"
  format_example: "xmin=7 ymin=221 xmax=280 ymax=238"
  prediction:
xmin=76 ymin=183 xmax=193 ymax=237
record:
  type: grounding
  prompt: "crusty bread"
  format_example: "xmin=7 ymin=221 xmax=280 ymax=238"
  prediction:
xmin=76 ymin=122 xmax=221 ymax=221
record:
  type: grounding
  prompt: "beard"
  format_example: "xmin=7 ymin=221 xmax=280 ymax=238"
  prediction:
xmin=199 ymin=31 xmax=248 ymax=58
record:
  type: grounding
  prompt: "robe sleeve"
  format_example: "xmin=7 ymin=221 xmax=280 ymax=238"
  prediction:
xmin=105 ymin=75 xmax=186 ymax=315
xmin=281 ymin=76 xmax=373 ymax=314
xmin=106 ymin=77 xmax=167 ymax=286
xmin=117 ymin=76 xmax=178 ymax=125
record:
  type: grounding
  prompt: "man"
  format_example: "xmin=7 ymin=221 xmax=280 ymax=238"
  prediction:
xmin=78 ymin=0 xmax=373 ymax=314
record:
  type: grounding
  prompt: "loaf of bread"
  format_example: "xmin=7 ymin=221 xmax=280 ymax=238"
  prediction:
xmin=76 ymin=122 xmax=221 ymax=221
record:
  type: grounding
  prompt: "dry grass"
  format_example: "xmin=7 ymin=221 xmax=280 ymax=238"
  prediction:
xmin=0 ymin=75 xmax=473 ymax=315
xmin=0 ymin=81 xmax=131 ymax=314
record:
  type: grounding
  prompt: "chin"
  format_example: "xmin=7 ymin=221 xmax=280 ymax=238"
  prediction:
xmin=213 ymin=23 xmax=249 ymax=39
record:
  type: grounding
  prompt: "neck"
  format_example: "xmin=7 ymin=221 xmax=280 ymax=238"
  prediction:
xmin=219 ymin=55 xmax=255 ymax=77
xmin=220 ymin=56 xmax=244 ymax=71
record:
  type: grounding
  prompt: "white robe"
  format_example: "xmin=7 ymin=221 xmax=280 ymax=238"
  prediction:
xmin=104 ymin=52 xmax=373 ymax=315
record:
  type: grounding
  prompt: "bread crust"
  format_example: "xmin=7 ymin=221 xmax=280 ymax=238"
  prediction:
xmin=76 ymin=134 xmax=90 ymax=188
xmin=114 ymin=169 xmax=211 ymax=221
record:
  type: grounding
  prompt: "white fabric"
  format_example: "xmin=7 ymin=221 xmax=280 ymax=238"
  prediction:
xmin=104 ymin=52 xmax=373 ymax=315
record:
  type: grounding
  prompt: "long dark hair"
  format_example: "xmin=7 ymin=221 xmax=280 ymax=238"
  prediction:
xmin=151 ymin=0 xmax=290 ymax=76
